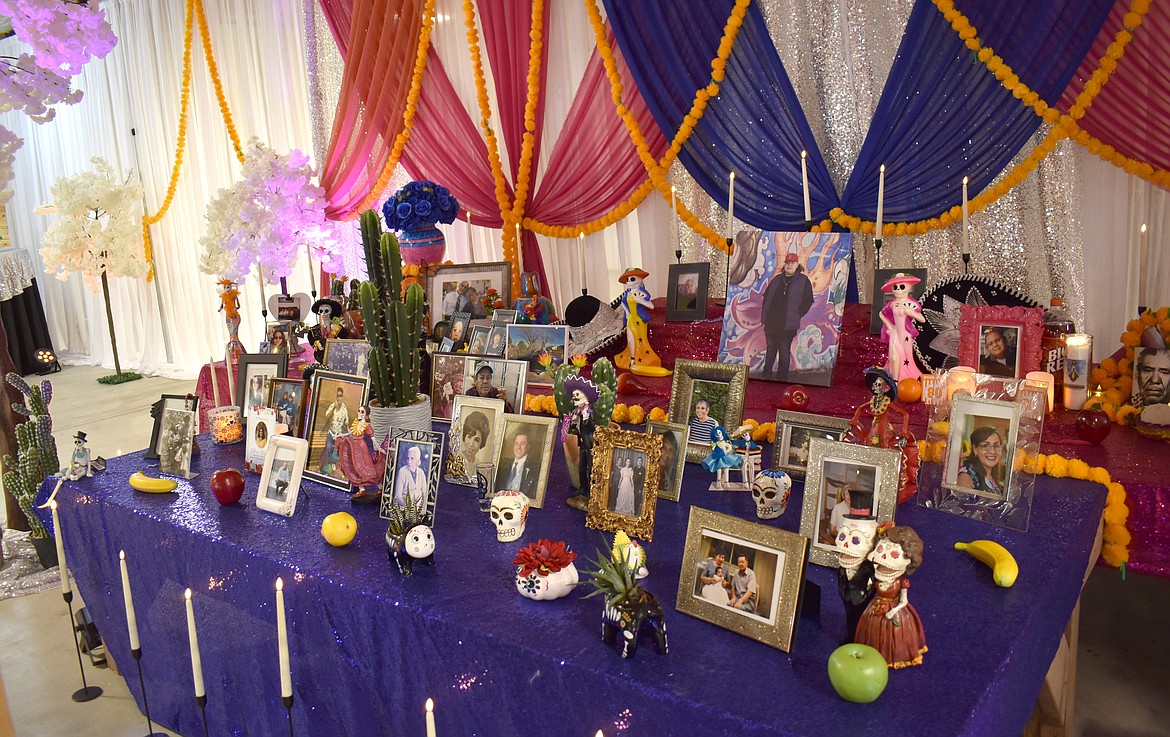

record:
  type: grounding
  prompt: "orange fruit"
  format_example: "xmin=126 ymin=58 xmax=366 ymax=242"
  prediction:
xmin=897 ymin=377 xmax=923 ymax=403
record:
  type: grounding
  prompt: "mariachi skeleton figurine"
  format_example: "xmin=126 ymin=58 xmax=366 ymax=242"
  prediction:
xmin=63 ymin=431 xmax=93 ymax=480
xmin=834 ymin=493 xmax=879 ymax=645
xmin=855 ymin=523 xmax=927 ymax=668
xmin=562 ymin=374 xmax=599 ymax=510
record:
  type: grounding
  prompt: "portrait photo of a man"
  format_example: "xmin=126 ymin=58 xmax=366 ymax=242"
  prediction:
xmin=759 ymin=253 xmax=813 ymax=381
xmin=1132 ymin=347 xmax=1170 ymax=407
xmin=496 ymin=428 xmax=541 ymax=499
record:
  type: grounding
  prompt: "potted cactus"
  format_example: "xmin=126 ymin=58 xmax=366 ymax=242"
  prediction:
xmin=358 ymin=209 xmax=430 ymax=443
xmin=1 ymin=374 xmax=60 ymax=568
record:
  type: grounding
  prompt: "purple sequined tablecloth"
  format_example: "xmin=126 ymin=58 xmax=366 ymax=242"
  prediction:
xmin=37 ymin=432 xmax=1103 ymax=737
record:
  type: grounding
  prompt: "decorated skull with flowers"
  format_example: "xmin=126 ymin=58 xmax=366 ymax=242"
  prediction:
xmin=381 ymin=180 xmax=460 ymax=233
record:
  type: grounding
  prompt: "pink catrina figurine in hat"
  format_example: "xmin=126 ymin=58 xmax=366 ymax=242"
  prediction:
xmin=878 ymin=273 xmax=924 ymax=381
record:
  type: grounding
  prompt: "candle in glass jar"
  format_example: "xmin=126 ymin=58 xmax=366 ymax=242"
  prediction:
xmin=1063 ymin=334 xmax=1092 ymax=410
xmin=946 ymin=365 xmax=977 ymax=402
xmin=1025 ymin=371 xmax=1055 ymax=412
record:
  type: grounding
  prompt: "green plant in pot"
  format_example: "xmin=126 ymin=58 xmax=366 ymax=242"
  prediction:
xmin=358 ymin=209 xmax=429 ymax=443
xmin=1 ymin=374 xmax=61 ymax=568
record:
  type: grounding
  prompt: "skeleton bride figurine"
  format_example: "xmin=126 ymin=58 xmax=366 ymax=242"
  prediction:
xmin=854 ymin=523 xmax=927 ymax=668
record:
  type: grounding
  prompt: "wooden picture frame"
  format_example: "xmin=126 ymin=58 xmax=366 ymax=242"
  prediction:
xmin=256 ymin=436 xmax=308 ymax=517
xmin=267 ymin=378 xmax=307 ymax=436
xmin=492 ymin=413 xmax=556 ymax=509
xmin=145 ymin=393 xmax=198 ymax=461
xmin=645 ymin=420 xmax=687 ymax=502
xmin=430 ymin=262 xmax=513 ymax=322
xmin=323 ymin=338 xmax=373 ymax=378
xmin=958 ymin=304 xmax=1044 ymax=380
xmin=667 ymin=359 xmax=748 ymax=462
xmin=586 ymin=425 xmax=663 ymax=541
xmin=675 ymin=507 xmax=808 ymax=652
xmin=302 ymin=370 xmax=370 ymax=490
xmin=800 ymin=439 xmax=901 ymax=567
xmin=235 ymin=353 xmax=289 ymax=420
xmin=772 ymin=410 xmax=851 ymax=480
xmin=379 ymin=428 xmax=445 ymax=527
xmin=665 ymin=263 xmax=710 ymax=321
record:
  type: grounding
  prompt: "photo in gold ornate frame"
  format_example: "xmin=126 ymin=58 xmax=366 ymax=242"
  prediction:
xmin=667 ymin=359 xmax=748 ymax=463
xmin=645 ymin=420 xmax=688 ymax=502
xmin=772 ymin=410 xmax=851 ymax=480
xmin=800 ymin=438 xmax=901 ymax=567
xmin=492 ymin=413 xmax=557 ymax=509
xmin=586 ymin=425 xmax=663 ymax=541
xmin=675 ymin=507 xmax=809 ymax=652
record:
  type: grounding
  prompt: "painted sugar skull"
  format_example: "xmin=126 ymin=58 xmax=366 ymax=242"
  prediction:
xmin=869 ymin=531 xmax=913 ymax=583
xmin=835 ymin=517 xmax=879 ymax=571
xmin=405 ymin=524 xmax=435 ymax=559
xmin=751 ymin=469 xmax=791 ymax=520
xmin=490 ymin=489 xmax=530 ymax=542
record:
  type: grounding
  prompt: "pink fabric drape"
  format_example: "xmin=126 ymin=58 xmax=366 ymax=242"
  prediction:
xmin=1059 ymin=3 xmax=1170 ymax=172
xmin=317 ymin=0 xmax=353 ymax=58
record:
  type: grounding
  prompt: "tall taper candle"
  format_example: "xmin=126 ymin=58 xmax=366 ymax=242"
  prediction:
xmin=119 ymin=551 xmax=139 ymax=651
xmin=578 ymin=232 xmax=587 ymax=294
xmin=425 ymin=698 xmax=436 ymax=737
xmin=514 ymin=223 xmax=525 ymax=274
xmin=467 ymin=212 xmax=475 ymax=264
xmin=209 ymin=354 xmax=220 ymax=407
xmin=276 ymin=578 xmax=292 ymax=699
xmin=961 ymin=176 xmax=970 ymax=256
xmin=224 ymin=343 xmax=234 ymax=404
xmin=670 ymin=185 xmax=679 ymax=248
xmin=50 ymin=500 xmax=69 ymax=595
xmin=258 ymin=270 xmax=267 ymax=314
xmin=184 ymin=589 xmax=205 ymax=698
xmin=304 ymin=243 xmax=314 ymax=288
xmin=801 ymin=151 xmax=811 ymax=222
xmin=876 ymin=164 xmax=886 ymax=238
xmin=726 ymin=172 xmax=736 ymax=240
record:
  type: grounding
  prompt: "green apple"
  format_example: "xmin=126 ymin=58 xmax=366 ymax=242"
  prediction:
xmin=828 ymin=644 xmax=889 ymax=703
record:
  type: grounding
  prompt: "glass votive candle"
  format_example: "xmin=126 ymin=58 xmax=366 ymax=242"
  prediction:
xmin=1025 ymin=371 xmax=1055 ymax=412
xmin=208 ymin=406 xmax=244 ymax=444
xmin=1063 ymin=334 xmax=1093 ymax=410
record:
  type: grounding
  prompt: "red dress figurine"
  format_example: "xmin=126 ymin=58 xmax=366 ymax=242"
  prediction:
xmin=846 ymin=366 xmax=920 ymax=503
xmin=855 ymin=523 xmax=927 ymax=669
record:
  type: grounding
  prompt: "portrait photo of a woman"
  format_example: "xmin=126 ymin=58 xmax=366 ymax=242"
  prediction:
xmin=944 ymin=396 xmax=1019 ymax=501
xmin=957 ymin=425 xmax=1007 ymax=497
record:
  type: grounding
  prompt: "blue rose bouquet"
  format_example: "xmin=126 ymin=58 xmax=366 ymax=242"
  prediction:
xmin=381 ymin=180 xmax=460 ymax=232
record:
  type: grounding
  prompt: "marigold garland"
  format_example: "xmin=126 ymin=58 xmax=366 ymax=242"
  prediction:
xmin=194 ymin=0 xmax=244 ymax=165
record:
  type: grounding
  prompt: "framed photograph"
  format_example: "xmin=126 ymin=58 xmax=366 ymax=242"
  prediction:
xmin=586 ymin=425 xmax=662 ymax=541
xmin=665 ymin=263 xmax=710 ymax=321
xmin=431 ymin=356 xmax=527 ymax=421
xmin=491 ymin=309 xmax=518 ymax=325
xmin=262 ymin=321 xmax=295 ymax=355
xmin=492 ymin=414 xmax=556 ymax=508
xmin=645 ymin=420 xmax=687 ymax=502
xmin=303 ymin=370 xmax=370 ymax=490
xmin=157 ymin=408 xmax=196 ymax=478
xmin=1132 ymin=347 xmax=1170 ymax=407
xmin=485 ymin=325 xmax=508 ymax=356
xmin=430 ymin=262 xmax=512 ymax=321
xmin=236 ymin=353 xmax=289 ymax=421
xmin=718 ymin=231 xmax=854 ymax=386
xmin=505 ymin=324 xmax=569 ymax=387
xmin=772 ymin=410 xmax=851 ymax=479
xmin=667 ymin=359 xmax=748 ymax=463
xmin=324 ymin=338 xmax=373 ymax=378
xmin=467 ymin=325 xmax=490 ymax=356
xmin=942 ymin=396 xmax=1020 ymax=500
xmin=145 ymin=394 xmax=199 ymax=460
xmin=269 ymin=293 xmax=310 ymax=323
xmin=870 ymin=267 xmax=927 ymax=334
xmin=801 ymin=439 xmax=901 ymax=567
xmin=256 ymin=436 xmax=308 ymax=517
xmin=448 ymin=311 xmax=472 ymax=349
xmin=438 ymin=337 xmax=455 ymax=353
xmin=446 ymin=396 xmax=506 ymax=486
xmin=245 ymin=406 xmax=277 ymax=473
xmin=675 ymin=507 xmax=808 ymax=652
xmin=267 ymin=378 xmax=307 ymax=436
xmin=430 ymin=354 xmax=468 ymax=421
xmin=958 ymin=304 xmax=1044 ymax=380
xmin=379 ymin=428 xmax=445 ymax=526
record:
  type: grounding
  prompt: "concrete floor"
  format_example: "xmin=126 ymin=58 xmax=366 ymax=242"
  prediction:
xmin=0 ymin=365 xmax=1167 ymax=736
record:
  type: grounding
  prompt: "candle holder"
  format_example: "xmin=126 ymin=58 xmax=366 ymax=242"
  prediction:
xmin=196 ymin=694 xmax=210 ymax=737
xmin=804 ymin=219 xmax=815 ymax=232
xmin=724 ymin=237 xmax=733 ymax=300
xmin=874 ymin=237 xmax=883 ymax=269
xmin=208 ymin=406 xmax=244 ymax=445
xmin=63 ymin=590 xmax=103 ymax=703
xmin=674 ymin=249 xmax=682 ymax=264
xmin=284 ymin=694 xmax=295 ymax=737
xmin=961 ymin=252 xmax=971 ymax=273
xmin=131 ymin=648 xmax=168 ymax=737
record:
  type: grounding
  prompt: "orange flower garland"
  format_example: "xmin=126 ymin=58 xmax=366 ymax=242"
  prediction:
xmin=194 ymin=0 xmax=244 ymax=165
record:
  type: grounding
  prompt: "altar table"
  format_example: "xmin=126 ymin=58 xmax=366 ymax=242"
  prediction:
xmin=39 ymin=431 xmax=1104 ymax=737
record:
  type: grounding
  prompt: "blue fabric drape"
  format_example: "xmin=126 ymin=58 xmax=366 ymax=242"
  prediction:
xmin=840 ymin=0 xmax=1113 ymax=222
xmin=604 ymin=0 xmax=837 ymax=230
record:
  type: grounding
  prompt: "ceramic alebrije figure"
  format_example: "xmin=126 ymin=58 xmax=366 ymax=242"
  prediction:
xmin=562 ymin=374 xmax=599 ymax=510
xmin=512 ymin=272 xmax=557 ymax=324
xmin=614 ymin=267 xmax=670 ymax=377
xmin=845 ymin=366 xmax=920 ymax=504
xmin=835 ymin=516 xmax=879 ymax=645
xmin=580 ymin=546 xmax=668 ymax=659
xmin=385 ymin=493 xmax=434 ymax=576
xmin=701 ymin=425 xmax=742 ymax=489
xmin=878 ymin=273 xmax=925 ymax=381
xmin=218 ymin=279 xmax=246 ymax=360
xmin=730 ymin=423 xmax=761 ymax=488
xmin=855 ymin=523 xmax=927 ymax=668
xmin=62 ymin=431 xmax=93 ymax=480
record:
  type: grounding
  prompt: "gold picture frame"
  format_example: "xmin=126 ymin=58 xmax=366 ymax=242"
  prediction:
xmin=800 ymin=438 xmax=902 ymax=567
xmin=675 ymin=507 xmax=808 ymax=652
xmin=772 ymin=410 xmax=851 ymax=479
xmin=492 ymin=413 xmax=557 ymax=508
xmin=667 ymin=359 xmax=748 ymax=463
xmin=586 ymin=425 xmax=663 ymax=541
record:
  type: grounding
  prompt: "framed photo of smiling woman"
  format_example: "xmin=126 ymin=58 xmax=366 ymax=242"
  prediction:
xmin=942 ymin=397 xmax=1021 ymax=501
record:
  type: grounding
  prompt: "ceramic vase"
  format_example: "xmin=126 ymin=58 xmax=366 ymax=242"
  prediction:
xmin=368 ymin=395 xmax=431 ymax=446
xmin=398 ymin=227 xmax=446 ymax=267
xmin=515 ymin=562 xmax=579 ymax=601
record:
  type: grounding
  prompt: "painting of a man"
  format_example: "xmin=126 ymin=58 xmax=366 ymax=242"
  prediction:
xmin=760 ymin=253 xmax=813 ymax=381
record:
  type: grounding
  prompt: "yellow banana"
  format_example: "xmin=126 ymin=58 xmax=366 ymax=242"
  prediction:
xmin=129 ymin=471 xmax=178 ymax=494
xmin=954 ymin=539 xmax=1018 ymax=587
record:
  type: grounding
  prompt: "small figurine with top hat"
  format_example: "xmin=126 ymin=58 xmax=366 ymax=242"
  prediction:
xmin=63 ymin=431 xmax=93 ymax=480
xmin=512 ymin=272 xmax=557 ymax=325
xmin=615 ymin=267 xmax=670 ymax=377
xmin=878 ymin=272 xmax=924 ymax=381
xmin=846 ymin=366 xmax=920 ymax=503
xmin=834 ymin=483 xmax=879 ymax=644
xmin=217 ymin=279 xmax=246 ymax=360
xmin=562 ymin=374 xmax=599 ymax=510
xmin=701 ymin=425 xmax=742 ymax=490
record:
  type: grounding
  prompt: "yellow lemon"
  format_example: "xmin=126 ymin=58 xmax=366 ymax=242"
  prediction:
xmin=321 ymin=512 xmax=357 ymax=547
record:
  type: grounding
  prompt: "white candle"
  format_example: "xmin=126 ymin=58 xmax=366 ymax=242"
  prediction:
xmin=670 ymin=185 xmax=679 ymax=249
xmin=50 ymin=500 xmax=69 ymax=595
xmin=726 ymin=171 xmax=736 ymax=240
xmin=961 ymin=176 xmax=970 ymax=256
xmin=514 ymin=223 xmax=525 ymax=274
xmin=209 ymin=354 xmax=220 ymax=407
xmin=258 ymin=270 xmax=267 ymax=314
xmin=1063 ymin=334 xmax=1093 ymax=410
xmin=304 ymin=243 xmax=314 ymax=290
xmin=276 ymin=578 xmax=292 ymax=698
xmin=119 ymin=551 xmax=140 ymax=651
xmin=946 ymin=365 xmax=977 ymax=402
xmin=1025 ymin=371 xmax=1055 ymax=412
xmin=801 ymin=151 xmax=811 ymax=222
xmin=425 ymin=698 xmax=436 ymax=737
xmin=467 ymin=212 xmax=475 ymax=264
xmin=224 ymin=344 xmax=235 ymax=405
xmin=184 ymin=588 xmax=205 ymax=698
xmin=578 ymin=232 xmax=587 ymax=294
xmin=876 ymin=164 xmax=885 ymax=239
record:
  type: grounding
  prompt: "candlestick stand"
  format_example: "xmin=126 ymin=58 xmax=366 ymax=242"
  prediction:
xmin=804 ymin=219 xmax=815 ymax=232
xmin=131 ymin=649 xmax=168 ymax=737
xmin=962 ymin=252 xmax=971 ymax=273
xmin=63 ymin=591 xmax=103 ymax=703
xmin=674 ymin=249 xmax=682 ymax=264
xmin=197 ymin=694 xmax=210 ymax=737
xmin=874 ymin=238 xmax=883 ymax=269
xmin=284 ymin=694 xmax=295 ymax=737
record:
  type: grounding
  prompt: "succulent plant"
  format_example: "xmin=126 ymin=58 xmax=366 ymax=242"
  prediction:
xmin=386 ymin=491 xmax=428 ymax=537
xmin=2 ymin=374 xmax=60 ymax=538
xmin=580 ymin=541 xmax=643 ymax=606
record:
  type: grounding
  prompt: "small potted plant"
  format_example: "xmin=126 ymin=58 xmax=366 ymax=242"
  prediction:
xmin=579 ymin=542 xmax=668 ymax=659
xmin=1 ymin=374 xmax=61 ymax=568
xmin=513 ymin=539 xmax=579 ymax=601
xmin=358 ymin=209 xmax=429 ymax=442
xmin=381 ymin=180 xmax=460 ymax=266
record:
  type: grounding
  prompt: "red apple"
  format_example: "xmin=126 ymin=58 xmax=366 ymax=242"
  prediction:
xmin=779 ymin=385 xmax=810 ymax=411
xmin=1075 ymin=409 xmax=1111 ymax=444
xmin=210 ymin=468 xmax=245 ymax=505
xmin=828 ymin=643 xmax=889 ymax=703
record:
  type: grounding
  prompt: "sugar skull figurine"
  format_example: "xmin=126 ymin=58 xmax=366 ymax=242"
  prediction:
xmin=614 ymin=267 xmax=670 ymax=377
xmin=835 ymin=514 xmax=879 ymax=644
xmin=855 ymin=523 xmax=927 ymax=668
xmin=490 ymin=489 xmax=530 ymax=543
xmin=562 ymin=374 xmax=599 ymax=510
xmin=217 ymin=279 xmax=246 ymax=360
xmin=751 ymin=469 xmax=791 ymax=520
xmin=62 ymin=431 xmax=93 ymax=480
xmin=877 ymin=273 xmax=924 ymax=381
xmin=701 ymin=425 xmax=742 ymax=490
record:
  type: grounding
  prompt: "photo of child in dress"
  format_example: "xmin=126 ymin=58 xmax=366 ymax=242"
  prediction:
xmin=691 ymin=532 xmax=783 ymax=624
xmin=607 ymin=448 xmax=647 ymax=517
